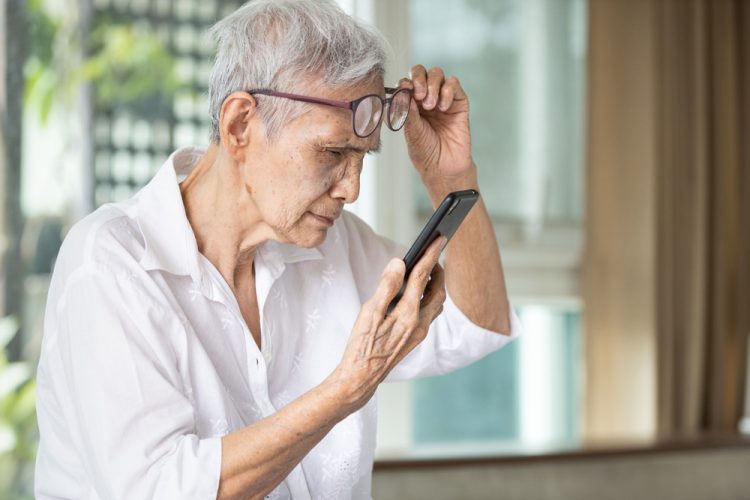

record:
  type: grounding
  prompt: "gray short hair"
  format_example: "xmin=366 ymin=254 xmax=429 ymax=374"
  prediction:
xmin=208 ymin=0 xmax=388 ymax=143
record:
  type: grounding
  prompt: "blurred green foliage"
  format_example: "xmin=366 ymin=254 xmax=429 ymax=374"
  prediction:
xmin=0 ymin=317 xmax=36 ymax=500
xmin=10 ymin=1 xmax=183 ymax=497
xmin=25 ymin=0 xmax=179 ymax=123
xmin=82 ymin=23 xmax=179 ymax=110
xmin=24 ymin=0 xmax=58 ymax=121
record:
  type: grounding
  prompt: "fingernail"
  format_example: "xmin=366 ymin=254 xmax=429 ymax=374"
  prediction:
xmin=424 ymin=97 xmax=435 ymax=107
xmin=440 ymin=236 xmax=449 ymax=249
xmin=439 ymin=101 xmax=449 ymax=111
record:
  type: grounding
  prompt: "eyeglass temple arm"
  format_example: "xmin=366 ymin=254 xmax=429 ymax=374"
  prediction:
xmin=247 ymin=89 xmax=353 ymax=110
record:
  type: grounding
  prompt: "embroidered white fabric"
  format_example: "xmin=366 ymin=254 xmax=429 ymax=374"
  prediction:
xmin=35 ymin=147 xmax=521 ymax=499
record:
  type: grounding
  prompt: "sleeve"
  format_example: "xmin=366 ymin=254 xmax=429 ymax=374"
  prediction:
xmin=41 ymin=265 xmax=221 ymax=500
xmin=385 ymin=294 xmax=522 ymax=381
xmin=340 ymin=211 xmax=522 ymax=383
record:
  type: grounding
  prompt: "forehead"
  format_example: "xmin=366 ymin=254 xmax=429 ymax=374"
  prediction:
xmin=325 ymin=73 xmax=384 ymax=99
xmin=292 ymin=76 xmax=385 ymax=149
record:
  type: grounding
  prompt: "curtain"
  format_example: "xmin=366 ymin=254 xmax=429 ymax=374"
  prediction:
xmin=655 ymin=0 xmax=750 ymax=436
xmin=585 ymin=0 xmax=749 ymax=439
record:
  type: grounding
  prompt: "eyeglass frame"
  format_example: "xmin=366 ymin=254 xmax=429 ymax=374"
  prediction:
xmin=246 ymin=86 xmax=412 ymax=138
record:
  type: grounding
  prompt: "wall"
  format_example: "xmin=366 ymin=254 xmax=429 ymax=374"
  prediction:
xmin=373 ymin=445 xmax=750 ymax=500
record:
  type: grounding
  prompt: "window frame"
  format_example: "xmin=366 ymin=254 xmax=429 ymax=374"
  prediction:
xmin=335 ymin=0 xmax=586 ymax=459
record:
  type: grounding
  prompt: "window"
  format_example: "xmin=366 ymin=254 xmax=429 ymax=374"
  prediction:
xmin=338 ymin=0 xmax=587 ymax=458
xmin=414 ymin=306 xmax=580 ymax=453
xmin=410 ymin=0 xmax=586 ymax=225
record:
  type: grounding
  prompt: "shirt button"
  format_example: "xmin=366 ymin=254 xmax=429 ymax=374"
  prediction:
xmin=263 ymin=352 xmax=272 ymax=363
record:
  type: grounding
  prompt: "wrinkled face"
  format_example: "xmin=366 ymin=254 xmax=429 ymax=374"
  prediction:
xmin=242 ymin=77 xmax=384 ymax=248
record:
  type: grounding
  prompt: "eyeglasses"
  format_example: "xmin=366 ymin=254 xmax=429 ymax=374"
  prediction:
xmin=247 ymin=86 xmax=412 ymax=138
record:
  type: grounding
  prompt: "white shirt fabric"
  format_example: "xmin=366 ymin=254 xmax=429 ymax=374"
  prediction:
xmin=35 ymin=147 xmax=521 ymax=500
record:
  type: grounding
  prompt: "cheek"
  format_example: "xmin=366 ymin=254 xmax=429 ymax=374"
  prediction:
xmin=290 ymin=151 xmax=338 ymax=197
xmin=267 ymin=163 xmax=336 ymax=227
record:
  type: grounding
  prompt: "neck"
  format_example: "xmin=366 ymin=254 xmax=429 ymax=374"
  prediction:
xmin=180 ymin=143 xmax=274 ymax=289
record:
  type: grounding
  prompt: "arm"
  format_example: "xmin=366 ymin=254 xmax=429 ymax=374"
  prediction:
xmin=217 ymin=381 xmax=348 ymax=499
xmin=48 ymin=244 xmax=445 ymax=499
xmin=341 ymin=211 xmax=518 ymax=382
xmin=220 ymin=240 xmax=446 ymax=498
xmin=424 ymin=169 xmax=510 ymax=334
xmin=401 ymin=65 xmax=511 ymax=334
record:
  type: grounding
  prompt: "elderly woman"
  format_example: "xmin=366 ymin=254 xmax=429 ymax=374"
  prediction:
xmin=35 ymin=1 xmax=519 ymax=499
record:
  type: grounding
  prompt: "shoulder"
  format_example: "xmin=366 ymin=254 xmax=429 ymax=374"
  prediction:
xmin=52 ymin=199 xmax=147 ymax=295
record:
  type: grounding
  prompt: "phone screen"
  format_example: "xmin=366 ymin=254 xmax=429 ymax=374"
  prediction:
xmin=387 ymin=189 xmax=479 ymax=313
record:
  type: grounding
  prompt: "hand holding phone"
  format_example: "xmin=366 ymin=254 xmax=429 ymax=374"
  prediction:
xmin=387 ymin=189 xmax=479 ymax=314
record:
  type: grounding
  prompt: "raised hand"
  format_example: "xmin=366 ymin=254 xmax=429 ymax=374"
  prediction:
xmin=401 ymin=65 xmax=474 ymax=183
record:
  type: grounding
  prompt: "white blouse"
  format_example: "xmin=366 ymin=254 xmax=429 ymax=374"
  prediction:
xmin=35 ymin=147 xmax=521 ymax=500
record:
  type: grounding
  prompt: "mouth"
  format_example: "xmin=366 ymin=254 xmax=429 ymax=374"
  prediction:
xmin=308 ymin=211 xmax=338 ymax=227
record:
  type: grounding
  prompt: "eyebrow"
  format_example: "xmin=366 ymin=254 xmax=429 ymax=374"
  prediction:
xmin=325 ymin=138 xmax=382 ymax=154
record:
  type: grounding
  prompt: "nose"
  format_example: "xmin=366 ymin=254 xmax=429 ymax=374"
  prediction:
xmin=329 ymin=161 xmax=361 ymax=204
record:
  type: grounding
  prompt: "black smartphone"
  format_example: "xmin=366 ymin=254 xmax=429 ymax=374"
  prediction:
xmin=387 ymin=189 xmax=479 ymax=314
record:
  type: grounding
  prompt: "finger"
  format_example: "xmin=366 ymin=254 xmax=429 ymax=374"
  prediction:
xmin=438 ymin=76 xmax=465 ymax=111
xmin=382 ymin=252 xmax=445 ymax=368
xmin=423 ymin=67 xmax=446 ymax=110
xmin=397 ymin=77 xmax=413 ymax=90
xmin=409 ymin=64 xmax=428 ymax=100
xmin=397 ymin=78 xmax=416 ymax=112
xmin=388 ymin=267 xmax=445 ymax=364
xmin=419 ymin=264 xmax=446 ymax=322
xmin=397 ymin=236 xmax=446 ymax=311
xmin=420 ymin=262 xmax=445 ymax=307
xmin=370 ymin=258 xmax=406 ymax=317
xmin=404 ymin=92 xmax=423 ymax=130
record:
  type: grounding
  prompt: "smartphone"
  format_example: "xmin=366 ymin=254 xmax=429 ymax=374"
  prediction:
xmin=387 ymin=189 xmax=479 ymax=314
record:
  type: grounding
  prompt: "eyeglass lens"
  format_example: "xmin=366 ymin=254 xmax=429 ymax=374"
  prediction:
xmin=354 ymin=97 xmax=383 ymax=137
xmin=353 ymin=88 xmax=411 ymax=137
xmin=387 ymin=89 xmax=411 ymax=131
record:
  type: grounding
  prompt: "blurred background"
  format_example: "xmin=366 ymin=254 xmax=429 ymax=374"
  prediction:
xmin=1 ymin=0 xmax=749 ymax=498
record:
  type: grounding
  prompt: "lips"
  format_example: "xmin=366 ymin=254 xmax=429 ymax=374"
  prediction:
xmin=309 ymin=210 xmax=340 ymax=227
xmin=312 ymin=213 xmax=333 ymax=225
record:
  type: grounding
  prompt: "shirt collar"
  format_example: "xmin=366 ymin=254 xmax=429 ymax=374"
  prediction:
xmin=137 ymin=147 xmax=204 ymax=280
xmin=257 ymin=240 xmax=323 ymax=280
xmin=136 ymin=147 xmax=324 ymax=282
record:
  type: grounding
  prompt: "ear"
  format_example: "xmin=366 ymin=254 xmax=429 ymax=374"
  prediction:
xmin=218 ymin=91 xmax=261 ymax=161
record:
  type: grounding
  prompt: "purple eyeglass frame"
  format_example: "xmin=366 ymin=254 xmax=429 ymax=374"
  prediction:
xmin=246 ymin=86 xmax=412 ymax=137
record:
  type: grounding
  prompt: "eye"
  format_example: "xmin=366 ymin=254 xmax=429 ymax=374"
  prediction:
xmin=326 ymin=149 xmax=343 ymax=157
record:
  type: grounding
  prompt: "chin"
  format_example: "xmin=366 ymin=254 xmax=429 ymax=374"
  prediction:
xmin=280 ymin=212 xmax=335 ymax=248
xmin=287 ymin=228 xmax=329 ymax=248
